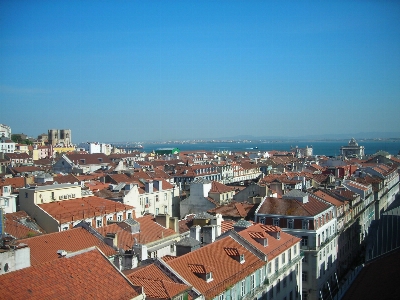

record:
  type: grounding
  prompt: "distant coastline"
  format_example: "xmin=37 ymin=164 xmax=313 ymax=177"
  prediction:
xmin=115 ymin=139 xmax=400 ymax=157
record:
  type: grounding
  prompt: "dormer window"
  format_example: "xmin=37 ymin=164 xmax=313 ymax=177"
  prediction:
xmin=188 ymin=264 xmax=214 ymax=282
xmin=240 ymin=254 xmax=245 ymax=263
xmin=224 ymin=247 xmax=245 ymax=264
xmin=206 ymin=271 xmax=213 ymax=282
xmin=273 ymin=218 xmax=280 ymax=226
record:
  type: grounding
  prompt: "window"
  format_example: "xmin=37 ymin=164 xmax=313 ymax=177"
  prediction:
xmin=25 ymin=192 xmax=28 ymax=198
xmin=156 ymin=208 xmax=159 ymax=215
xmin=275 ymin=258 xmax=279 ymax=271
xmin=140 ymin=197 xmax=143 ymax=205
xmin=62 ymin=226 xmax=68 ymax=231
xmin=294 ymin=244 xmax=297 ymax=255
xmin=96 ymin=219 xmax=102 ymax=228
xmin=301 ymin=236 xmax=308 ymax=246
xmin=164 ymin=193 xmax=167 ymax=201
xmin=288 ymin=219 xmax=294 ymax=229
xmin=303 ymin=253 xmax=308 ymax=263
xmin=268 ymin=262 xmax=272 ymax=274
xmin=269 ymin=287 xmax=274 ymax=299
xmin=127 ymin=212 xmax=132 ymax=219
xmin=302 ymin=220 xmax=309 ymax=229
xmin=117 ymin=214 xmax=122 ymax=221
xmin=283 ymin=277 xmax=287 ymax=287
xmin=302 ymin=291 xmax=308 ymax=300
xmin=206 ymin=272 xmax=213 ymax=282
xmin=302 ymin=272 xmax=308 ymax=282
xmin=156 ymin=195 xmax=159 ymax=202
xmin=289 ymin=271 xmax=293 ymax=281
xmin=251 ymin=273 xmax=256 ymax=289
xmin=218 ymin=293 xmax=225 ymax=300
xmin=276 ymin=279 xmax=281 ymax=293
xmin=170 ymin=244 xmax=175 ymax=252
xmin=282 ymin=253 xmax=286 ymax=264
xmin=241 ymin=280 xmax=245 ymax=296
xmin=273 ymin=218 xmax=280 ymax=226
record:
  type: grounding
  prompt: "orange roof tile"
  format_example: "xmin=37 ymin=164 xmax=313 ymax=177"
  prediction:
xmin=0 ymin=248 xmax=140 ymax=300
xmin=17 ymin=227 xmax=117 ymax=265
xmin=38 ymin=196 xmax=134 ymax=224
xmin=97 ymin=215 xmax=177 ymax=250
xmin=166 ymin=236 xmax=264 ymax=298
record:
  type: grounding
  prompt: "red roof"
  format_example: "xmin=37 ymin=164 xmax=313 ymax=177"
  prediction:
xmin=38 ymin=196 xmax=134 ymax=224
xmin=17 ymin=227 xmax=117 ymax=265
xmin=0 ymin=248 xmax=140 ymax=299
xmin=4 ymin=211 xmax=44 ymax=239
xmin=97 ymin=215 xmax=177 ymax=250
xmin=166 ymin=236 xmax=264 ymax=298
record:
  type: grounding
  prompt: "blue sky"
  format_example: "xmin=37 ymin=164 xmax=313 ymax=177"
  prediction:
xmin=1 ymin=1 xmax=399 ymax=143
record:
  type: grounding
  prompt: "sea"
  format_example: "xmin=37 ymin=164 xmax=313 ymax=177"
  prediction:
xmin=138 ymin=140 xmax=400 ymax=157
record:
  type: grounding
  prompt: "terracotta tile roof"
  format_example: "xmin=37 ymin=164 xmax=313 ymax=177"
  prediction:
xmin=331 ymin=188 xmax=359 ymax=202
xmin=4 ymin=152 xmax=31 ymax=159
xmin=17 ymin=227 xmax=116 ymax=265
xmin=0 ymin=248 xmax=140 ymax=300
xmin=312 ymin=174 xmax=331 ymax=184
xmin=4 ymin=211 xmax=44 ymax=239
xmin=97 ymin=215 xmax=177 ymax=250
xmin=209 ymin=181 xmax=235 ymax=194
xmin=224 ymin=247 xmax=243 ymax=256
xmin=38 ymin=196 xmax=134 ymax=224
xmin=221 ymin=220 xmax=236 ymax=233
xmin=85 ymin=180 xmax=109 ymax=191
xmin=65 ymin=153 xmax=113 ymax=165
xmin=188 ymin=263 xmax=214 ymax=274
xmin=0 ymin=176 xmax=25 ymax=188
xmin=125 ymin=263 xmax=191 ymax=299
xmin=10 ymin=166 xmax=42 ymax=173
xmin=166 ymin=236 xmax=265 ymax=299
xmin=238 ymin=223 xmax=301 ymax=260
xmin=207 ymin=202 xmax=255 ymax=219
xmin=52 ymin=174 xmax=80 ymax=184
xmin=257 ymin=194 xmax=332 ymax=217
xmin=313 ymin=190 xmax=344 ymax=207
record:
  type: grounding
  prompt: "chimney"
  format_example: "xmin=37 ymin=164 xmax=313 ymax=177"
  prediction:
xmin=133 ymin=244 xmax=148 ymax=261
xmin=154 ymin=179 xmax=162 ymax=191
xmin=57 ymin=250 xmax=67 ymax=257
xmin=190 ymin=225 xmax=201 ymax=242
xmin=145 ymin=180 xmax=153 ymax=194
xmin=155 ymin=214 xmax=170 ymax=229
xmin=105 ymin=232 xmax=118 ymax=248
xmin=169 ymin=217 xmax=179 ymax=233
xmin=210 ymin=214 xmax=223 ymax=237
xmin=203 ymin=225 xmax=216 ymax=244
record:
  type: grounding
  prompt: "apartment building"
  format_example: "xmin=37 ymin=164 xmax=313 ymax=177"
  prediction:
xmin=255 ymin=190 xmax=337 ymax=300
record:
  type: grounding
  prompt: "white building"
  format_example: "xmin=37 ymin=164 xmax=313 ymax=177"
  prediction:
xmin=0 ymin=136 xmax=15 ymax=153
xmin=255 ymin=190 xmax=338 ymax=300
xmin=78 ymin=142 xmax=113 ymax=155
xmin=0 ymin=124 xmax=11 ymax=139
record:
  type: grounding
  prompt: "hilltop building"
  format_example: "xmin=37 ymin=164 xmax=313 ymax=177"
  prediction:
xmin=48 ymin=129 xmax=72 ymax=146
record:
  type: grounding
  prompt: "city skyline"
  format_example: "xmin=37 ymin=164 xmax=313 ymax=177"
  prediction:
xmin=1 ymin=1 xmax=400 ymax=142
